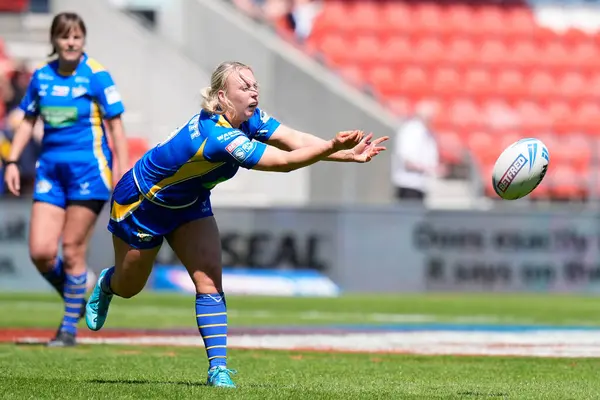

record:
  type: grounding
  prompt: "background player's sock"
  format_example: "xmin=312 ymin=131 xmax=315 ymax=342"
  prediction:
xmin=60 ymin=272 xmax=87 ymax=334
xmin=41 ymin=257 xmax=65 ymax=299
xmin=196 ymin=292 xmax=228 ymax=369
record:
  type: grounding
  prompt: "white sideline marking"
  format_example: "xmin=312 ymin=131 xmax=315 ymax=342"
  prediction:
xmin=17 ymin=330 xmax=600 ymax=358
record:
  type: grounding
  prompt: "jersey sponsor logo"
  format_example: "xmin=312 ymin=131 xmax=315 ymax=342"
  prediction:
xmin=135 ymin=231 xmax=154 ymax=242
xmin=72 ymin=86 xmax=88 ymax=98
xmin=225 ymin=136 xmax=256 ymax=163
xmin=79 ymin=182 xmax=91 ymax=195
xmin=260 ymin=110 xmax=270 ymax=123
xmin=38 ymin=72 xmax=54 ymax=81
xmin=158 ymin=125 xmax=183 ymax=147
xmin=217 ymin=130 xmax=243 ymax=142
xmin=189 ymin=115 xmax=201 ymax=139
xmin=51 ymin=85 xmax=70 ymax=97
xmin=104 ymin=85 xmax=122 ymax=105
xmin=40 ymin=106 xmax=78 ymax=128
xmin=39 ymin=84 xmax=49 ymax=96
xmin=35 ymin=180 xmax=52 ymax=194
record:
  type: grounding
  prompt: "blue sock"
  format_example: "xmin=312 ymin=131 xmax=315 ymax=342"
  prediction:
xmin=60 ymin=272 xmax=87 ymax=335
xmin=41 ymin=257 xmax=65 ymax=298
xmin=196 ymin=292 xmax=228 ymax=369
xmin=100 ymin=266 xmax=115 ymax=295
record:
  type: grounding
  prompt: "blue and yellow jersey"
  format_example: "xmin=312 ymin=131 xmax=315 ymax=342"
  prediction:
xmin=133 ymin=107 xmax=281 ymax=208
xmin=19 ymin=53 xmax=125 ymax=163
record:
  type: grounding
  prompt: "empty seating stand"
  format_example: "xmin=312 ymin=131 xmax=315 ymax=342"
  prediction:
xmin=296 ymin=0 xmax=600 ymax=201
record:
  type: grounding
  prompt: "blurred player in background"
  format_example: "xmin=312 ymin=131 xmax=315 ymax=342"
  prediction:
xmin=3 ymin=12 xmax=129 ymax=347
xmin=85 ymin=61 xmax=387 ymax=388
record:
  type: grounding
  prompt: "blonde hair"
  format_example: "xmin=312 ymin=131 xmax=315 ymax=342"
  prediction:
xmin=201 ymin=61 xmax=252 ymax=115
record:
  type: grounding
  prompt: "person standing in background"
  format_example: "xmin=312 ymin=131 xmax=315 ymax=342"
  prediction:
xmin=391 ymin=103 xmax=441 ymax=202
xmin=2 ymin=12 xmax=129 ymax=347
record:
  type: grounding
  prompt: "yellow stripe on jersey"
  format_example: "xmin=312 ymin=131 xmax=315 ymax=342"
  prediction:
xmin=91 ymin=102 xmax=112 ymax=190
xmin=145 ymin=138 xmax=225 ymax=200
xmin=86 ymin=58 xmax=106 ymax=73
xmin=34 ymin=61 xmax=48 ymax=71
xmin=216 ymin=115 xmax=232 ymax=128
xmin=111 ymin=195 xmax=143 ymax=222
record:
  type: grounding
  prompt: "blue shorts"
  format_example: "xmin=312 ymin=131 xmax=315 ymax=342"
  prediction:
xmin=107 ymin=169 xmax=214 ymax=249
xmin=33 ymin=158 xmax=112 ymax=208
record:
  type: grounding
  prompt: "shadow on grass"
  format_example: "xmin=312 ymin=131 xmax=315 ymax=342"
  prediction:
xmin=86 ymin=378 xmax=207 ymax=387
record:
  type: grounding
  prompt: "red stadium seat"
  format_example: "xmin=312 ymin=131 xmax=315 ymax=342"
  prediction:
xmin=351 ymin=35 xmax=381 ymax=65
xmin=478 ymin=39 xmax=509 ymax=67
xmin=505 ymin=8 xmax=536 ymax=38
xmin=433 ymin=129 xmax=465 ymax=165
xmin=509 ymin=41 xmax=539 ymax=71
xmin=526 ymin=71 xmax=557 ymax=100
xmin=467 ymin=130 xmax=497 ymax=164
xmin=397 ymin=66 xmax=429 ymax=98
xmin=412 ymin=37 xmax=446 ymax=66
xmin=545 ymin=100 xmax=573 ymax=134
xmin=0 ymin=0 xmax=29 ymax=12
xmin=379 ymin=36 xmax=412 ymax=64
xmin=317 ymin=34 xmax=350 ymax=68
xmin=494 ymin=69 xmax=526 ymax=100
xmin=572 ymin=102 xmax=600 ymax=134
xmin=475 ymin=7 xmax=507 ymax=38
xmin=338 ymin=64 xmax=365 ymax=89
xmin=549 ymin=164 xmax=585 ymax=200
xmin=445 ymin=4 xmax=478 ymax=36
xmin=445 ymin=37 xmax=478 ymax=69
xmin=431 ymin=67 xmax=461 ymax=98
xmin=562 ymin=135 xmax=593 ymax=173
xmin=367 ymin=65 xmax=395 ymax=93
xmin=556 ymin=72 xmax=587 ymax=103
xmin=381 ymin=2 xmax=414 ymax=35
xmin=462 ymin=68 xmax=493 ymax=99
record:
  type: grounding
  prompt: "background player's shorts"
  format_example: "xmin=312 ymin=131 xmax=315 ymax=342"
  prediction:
xmin=108 ymin=169 xmax=214 ymax=249
xmin=33 ymin=158 xmax=112 ymax=208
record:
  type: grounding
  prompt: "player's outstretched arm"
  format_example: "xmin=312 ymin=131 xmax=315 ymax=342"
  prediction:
xmin=252 ymin=130 xmax=364 ymax=172
xmin=267 ymin=125 xmax=388 ymax=163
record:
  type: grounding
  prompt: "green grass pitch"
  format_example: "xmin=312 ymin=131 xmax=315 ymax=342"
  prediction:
xmin=1 ymin=292 xmax=600 ymax=399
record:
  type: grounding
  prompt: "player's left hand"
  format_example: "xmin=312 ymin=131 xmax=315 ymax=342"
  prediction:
xmin=351 ymin=133 xmax=388 ymax=163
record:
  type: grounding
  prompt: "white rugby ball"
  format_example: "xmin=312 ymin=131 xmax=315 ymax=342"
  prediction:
xmin=491 ymin=138 xmax=550 ymax=200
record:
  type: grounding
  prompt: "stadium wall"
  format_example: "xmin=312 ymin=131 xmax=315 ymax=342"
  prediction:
xmin=3 ymin=199 xmax=600 ymax=294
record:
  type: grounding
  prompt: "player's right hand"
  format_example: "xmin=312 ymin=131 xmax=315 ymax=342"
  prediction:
xmin=332 ymin=130 xmax=364 ymax=151
xmin=4 ymin=164 xmax=21 ymax=196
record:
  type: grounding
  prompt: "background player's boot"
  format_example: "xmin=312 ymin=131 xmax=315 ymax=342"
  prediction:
xmin=207 ymin=366 xmax=237 ymax=388
xmin=79 ymin=299 xmax=88 ymax=319
xmin=85 ymin=268 xmax=113 ymax=331
xmin=46 ymin=329 xmax=76 ymax=347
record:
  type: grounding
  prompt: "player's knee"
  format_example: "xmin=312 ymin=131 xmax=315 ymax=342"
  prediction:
xmin=117 ymin=290 xmax=138 ymax=299
xmin=61 ymin=239 xmax=87 ymax=267
xmin=29 ymin=246 xmax=58 ymax=271
xmin=190 ymin=262 xmax=223 ymax=293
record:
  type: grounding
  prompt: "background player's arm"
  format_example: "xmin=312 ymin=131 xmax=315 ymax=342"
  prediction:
xmin=6 ymin=115 xmax=36 ymax=162
xmin=6 ymin=69 xmax=40 ymax=163
xmin=93 ymin=70 xmax=128 ymax=180
xmin=105 ymin=116 xmax=128 ymax=181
